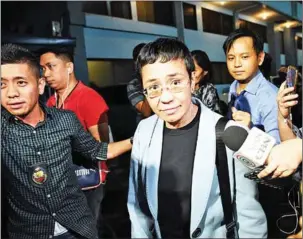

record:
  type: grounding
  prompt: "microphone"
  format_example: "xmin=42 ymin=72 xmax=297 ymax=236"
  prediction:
xmin=222 ymin=126 xmax=276 ymax=170
xmin=222 ymin=125 xmax=296 ymax=189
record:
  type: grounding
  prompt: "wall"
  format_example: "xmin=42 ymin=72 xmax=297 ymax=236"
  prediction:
xmin=262 ymin=2 xmax=292 ymax=18
xmin=84 ymin=13 xmax=177 ymax=59
xmin=84 ymin=27 xmax=169 ymax=59
xmin=297 ymin=50 xmax=302 ymax=66
xmin=184 ymin=30 xmax=227 ymax=62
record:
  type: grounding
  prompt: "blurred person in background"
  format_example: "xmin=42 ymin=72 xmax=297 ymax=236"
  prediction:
xmin=127 ymin=43 xmax=153 ymax=125
xmin=259 ymin=79 xmax=302 ymax=239
xmin=191 ymin=50 xmax=219 ymax=111
xmin=39 ymin=46 xmax=110 ymax=237
xmin=259 ymin=79 xmax=302 ymax=180
xmin=259 ymin=52 xmax=272 ymax=81
xmin=272 ymin=67 xmax=288 ymax=88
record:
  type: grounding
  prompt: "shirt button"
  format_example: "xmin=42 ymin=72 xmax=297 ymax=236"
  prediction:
xmin=52 ymin=213 xmax=56 ymax=217
xmin=49 ymin=235 xmax=53 ymax=239
xmin=47 ymin=194 xmax=51 ymax=198
xmin=37 ymin=151 xmax=41 ymax=155
xmin=33 ymin=130 xmax=36 ymax=134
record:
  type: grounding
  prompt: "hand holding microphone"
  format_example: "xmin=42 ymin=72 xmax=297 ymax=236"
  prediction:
xmin=222 ymin=126 xmax=298 ymax=188
xmin=257 ymin=138 xmax=302 ymax=179
xmin=222 ymin=126 xmax=276 ymax=170
xmin=231 ymin=107 xmax=252 ymax=129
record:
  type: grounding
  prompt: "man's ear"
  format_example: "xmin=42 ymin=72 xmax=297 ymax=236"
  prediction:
xmin=66 ymin=62 xmax=74 ymax=74
xmin=38 ymin=77 xmax=46 ymax=95
xmin=258 ymin=51 xmax=265 ymax=66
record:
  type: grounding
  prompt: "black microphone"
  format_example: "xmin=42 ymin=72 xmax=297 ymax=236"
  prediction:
xmin=222 ymin=126 xmax=276 ymax=170
xmin=222 ymin=126 xmax=248 ymax=151
xmin=222 ymin=125 xmax=294 ymax=189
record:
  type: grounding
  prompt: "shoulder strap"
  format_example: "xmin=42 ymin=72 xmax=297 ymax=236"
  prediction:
xmin=215 ymin=117 xmax=237 ymax=239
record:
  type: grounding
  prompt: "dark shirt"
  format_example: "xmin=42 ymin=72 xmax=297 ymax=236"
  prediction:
xmin=127 ymin=78 xmax=145 ymax=124
xmin=193 ymin=82 xmax=219 ymax=111
xmin=1 ymin=105 xmax=108 ymax=239
xmin=158 ymin=105 xmax=200 ymax=238
xmin=127 ymin=78 xmax=144 ymax=109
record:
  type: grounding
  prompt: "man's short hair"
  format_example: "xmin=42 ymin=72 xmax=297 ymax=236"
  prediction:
xmin=37 ymin=46 xmax=74 ymax=63
xmin=223 ymin=28 xmax=264 ymax=55
xmin=133 ymin=43 xmax=146 ymax=61
xmin=1 ymin=43 xmax=41 ymax=78
xmin=135 ymin=38 xmax=195 ymax=80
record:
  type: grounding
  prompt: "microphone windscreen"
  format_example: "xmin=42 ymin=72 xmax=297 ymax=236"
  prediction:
xmin=222 ymin=126 xmax=248 ymax=151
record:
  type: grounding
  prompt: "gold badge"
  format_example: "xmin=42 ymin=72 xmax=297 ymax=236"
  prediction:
xmin=32 ymin=166 xmax=48 ymax=185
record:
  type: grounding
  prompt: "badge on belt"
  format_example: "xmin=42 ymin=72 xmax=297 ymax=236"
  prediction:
xmin=28 ymin=163 xmax=49 ymax=188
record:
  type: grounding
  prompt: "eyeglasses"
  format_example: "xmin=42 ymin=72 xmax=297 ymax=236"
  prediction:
xmin=143 ymin=78 xmax=190 ymax=98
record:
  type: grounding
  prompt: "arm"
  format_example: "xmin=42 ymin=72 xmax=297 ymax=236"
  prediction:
xmin=278 ymin=114 xmax=296 ymax=141
xmin=127 ymin=123 xmax=153 ymax=238
xmin=88 ymin=113 xmax=109 ymax=143
xmin=260 ymin=93 xmax=281 ymax=143
xmin=70 ymin=112 xmax=131 ymax=161
xmin=277 ymin=81 xmax=298 ymax=141
xmin=81 ymin=89 xmax=110 ymax=142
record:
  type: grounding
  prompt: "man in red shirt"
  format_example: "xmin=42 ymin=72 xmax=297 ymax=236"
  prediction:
xmin=39 ymin=46 xmax=111 ymax=235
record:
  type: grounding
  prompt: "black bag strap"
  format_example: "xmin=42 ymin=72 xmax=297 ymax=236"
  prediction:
xmin=215 ymin=117 xmax=237 ymax=239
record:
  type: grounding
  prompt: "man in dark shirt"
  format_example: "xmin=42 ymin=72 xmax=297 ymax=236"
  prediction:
xmin=1 ymin=44 xmax=132 ymax=239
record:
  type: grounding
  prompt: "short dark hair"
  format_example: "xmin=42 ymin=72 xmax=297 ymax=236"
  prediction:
xmin=259 ymin=52 xmax=272 ymax=79
xmin=223 ymin=28 xmax=264 ymax=55
xmin=136 ymin=38 xmax=195 ymax=80
xmin=1 ymin=43 xmax=41 ymax=78
xmin=132 ymin=43 xmax=146 ymax=61
xmin=191 ymin=50 xmax=212 ymax=84
xmin=37 ymin=46 xmax=74 ymax=63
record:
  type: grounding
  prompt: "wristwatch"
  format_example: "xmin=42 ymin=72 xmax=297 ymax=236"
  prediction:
xmin=130 ymin=136 xmax=134 ymax=145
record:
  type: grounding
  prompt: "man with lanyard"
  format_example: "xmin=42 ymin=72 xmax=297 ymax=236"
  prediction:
xmin=39 ymin=46 xmax=110 ymax=236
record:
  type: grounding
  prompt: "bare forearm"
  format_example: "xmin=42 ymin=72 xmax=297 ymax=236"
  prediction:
xmin=107 ymin=138 xmax=132 ymax=159
xmin=278 ymin=114 xmax=296 ymax=141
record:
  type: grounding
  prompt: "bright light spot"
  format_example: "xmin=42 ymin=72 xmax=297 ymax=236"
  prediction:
xmin=261 ymin=12 xmax=269 ymax=20
xmin=285 ymin=22 xmax=292 ymax=28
